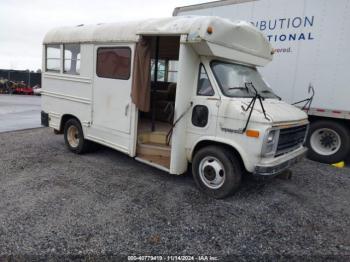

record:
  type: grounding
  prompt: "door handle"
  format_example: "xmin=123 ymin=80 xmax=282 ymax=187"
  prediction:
xmin=125 ymin=104 xmax=129 ymax=116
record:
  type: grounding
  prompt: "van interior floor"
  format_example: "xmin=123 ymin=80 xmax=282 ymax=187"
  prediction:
xmin=136 ymin=119 xmax=172 ymax=169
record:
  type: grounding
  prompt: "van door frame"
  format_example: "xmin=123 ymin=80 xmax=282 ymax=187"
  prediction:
xmin=169 ymin=41 xmax=201 ymax=174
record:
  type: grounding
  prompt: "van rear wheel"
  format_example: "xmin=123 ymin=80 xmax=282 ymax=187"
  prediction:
xmin=192 ymin=146 xmax=242 ymax=199
xmin=64 ymin=118 xmax=91 ymax=154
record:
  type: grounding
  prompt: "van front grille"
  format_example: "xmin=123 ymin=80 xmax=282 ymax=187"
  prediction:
xmin=276 ymin=125 xmax=308 ymax=157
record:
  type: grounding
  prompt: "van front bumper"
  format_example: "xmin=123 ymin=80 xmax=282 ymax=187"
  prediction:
xmin=254 ymin=147 xmax=307 ymax=176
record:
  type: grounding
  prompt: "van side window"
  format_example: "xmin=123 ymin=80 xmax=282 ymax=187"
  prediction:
xmin=46 ymin=44 xmax=61 ymax=72
xmin=197 ymin=64 xmax=214 ymax=96
xmin=96 ymin=47 xmax=131 ymax=80
xmin=64 ymin=44 xmax=80 ymax=75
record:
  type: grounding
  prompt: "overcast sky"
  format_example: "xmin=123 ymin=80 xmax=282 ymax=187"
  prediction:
xmin=0 ymin=0 xmax=212 ymax=71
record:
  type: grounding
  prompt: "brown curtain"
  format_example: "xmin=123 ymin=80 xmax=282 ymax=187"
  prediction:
xmin=131 ymin=36 xmax=151 ymax=112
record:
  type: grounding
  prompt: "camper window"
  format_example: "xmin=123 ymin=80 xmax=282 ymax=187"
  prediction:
xmin=96 ymin=47 xmax=131 ymax=80
xmin=64 ymin=44 xmax=81 ymax=75
xmin=46 ymin=44 xmax=61 ymax=72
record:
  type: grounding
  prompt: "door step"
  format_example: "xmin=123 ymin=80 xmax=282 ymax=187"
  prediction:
xmin=136 ymin=131 xmax=171 ymax=170
xmin=138 ymin=131 xmax=168 ymax=145
xmin=137 ymin=142 xmax=170 ymax=157
xmin=136 ymin=154 xmax=170 ymax=170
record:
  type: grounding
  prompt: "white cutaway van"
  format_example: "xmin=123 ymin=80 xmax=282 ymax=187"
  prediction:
xmin=41 ymin=16 xmax=308 ymax=198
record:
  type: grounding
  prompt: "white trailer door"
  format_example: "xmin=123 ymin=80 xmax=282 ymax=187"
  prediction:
xmin=89 ymin=45 xmax=134 ymax=153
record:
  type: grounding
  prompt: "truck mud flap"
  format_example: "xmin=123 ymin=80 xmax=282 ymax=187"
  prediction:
xmin=41 ymin=111 xmax=49 ymax=127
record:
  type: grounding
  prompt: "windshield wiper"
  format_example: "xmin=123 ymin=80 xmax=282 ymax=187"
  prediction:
xmin=228 ymin=86 xmax=246 ymax=90
xmin=228 ymin=86 xmax=279 ymax=99
xmin=244 ymin=82 xmax=269 ymax=117
xmin=231 ymin=82 xmax=270 ymax=134
xmin=228 ymin=85 xmax=253 ymax=96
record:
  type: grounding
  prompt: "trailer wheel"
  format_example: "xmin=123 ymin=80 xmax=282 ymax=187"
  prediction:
xmin=192 ymin=146 xmax=242 ymax=199
xmin=64 ymin=118 xmax=91 ymax=154
xmin=307 ymin=120 xmax=350 ymax=164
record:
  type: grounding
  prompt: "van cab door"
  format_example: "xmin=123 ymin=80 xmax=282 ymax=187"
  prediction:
xmin=187 ymin=63 xmax=220 ymax=145
xmin=89 ymin=45 xmax=134 ymax=153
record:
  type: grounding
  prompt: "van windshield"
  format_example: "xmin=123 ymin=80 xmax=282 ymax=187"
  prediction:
xmin=211 ymin=61 xmax=278 ymax=99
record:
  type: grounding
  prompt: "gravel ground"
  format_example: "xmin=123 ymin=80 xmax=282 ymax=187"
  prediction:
xmin=0 ymin=128 xmax=349 ymax=260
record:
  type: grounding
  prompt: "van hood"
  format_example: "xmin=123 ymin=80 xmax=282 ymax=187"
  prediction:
xmin=220 ymin=98 xmax=308 ymax=125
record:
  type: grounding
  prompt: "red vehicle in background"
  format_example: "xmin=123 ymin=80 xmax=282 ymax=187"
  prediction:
xmin=10 ymin=81 xmax=34 ymax=95
xmin=0 ymin=80 xmax=34 ymax=95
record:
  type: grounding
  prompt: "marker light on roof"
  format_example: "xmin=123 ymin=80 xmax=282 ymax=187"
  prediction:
xmin=207 ymin=26 xmax=213 ymax=34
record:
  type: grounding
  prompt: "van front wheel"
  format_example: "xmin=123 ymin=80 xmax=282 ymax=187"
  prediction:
xmin=64 ymin=118 xmax=91 ymax=154
xmin=192 ymin=146 xmax=242 ymax=199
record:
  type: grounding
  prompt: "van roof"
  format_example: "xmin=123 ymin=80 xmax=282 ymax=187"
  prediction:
xmin=43 ymin=16 xmax=272 ymax=64
xmin=43 ymin=16 xmax=254 ymax=43
xmin=44 ymin=16 xmax=213 ymax=44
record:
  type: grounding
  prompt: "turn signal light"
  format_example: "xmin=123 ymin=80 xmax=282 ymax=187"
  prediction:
xmin=246 ymin=130 xmax=260 ymax=138
xmin=207 ymin=26 xmax=213 ymax=34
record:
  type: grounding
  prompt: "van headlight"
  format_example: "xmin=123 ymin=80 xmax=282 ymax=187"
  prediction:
xmin=261 ymin=129 xmax=280 ymax=157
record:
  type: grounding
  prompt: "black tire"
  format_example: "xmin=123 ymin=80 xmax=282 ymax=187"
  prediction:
xmin=63 ymin=118 xmax=91 ymax=154
xmin=306 ymin=120 xmax=350 ymax=164
xmin=192 ymin=146 xmax=242 ymax=199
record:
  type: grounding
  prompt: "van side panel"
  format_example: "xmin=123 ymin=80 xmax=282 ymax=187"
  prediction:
xmin=41 ymin=44 xmax=94 ymax=132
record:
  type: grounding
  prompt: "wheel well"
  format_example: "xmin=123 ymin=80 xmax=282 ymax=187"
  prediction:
xmin=58 ymin=114 xmax=80 ymax=133
xmin=192 ymin=140 xmax=247 ymax=172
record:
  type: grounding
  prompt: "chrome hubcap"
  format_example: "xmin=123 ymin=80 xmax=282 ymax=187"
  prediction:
xmin=199 ymin=156 xmax=226 ymax=189
xmin=67 ymin=126 xmax=80 ymax=148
